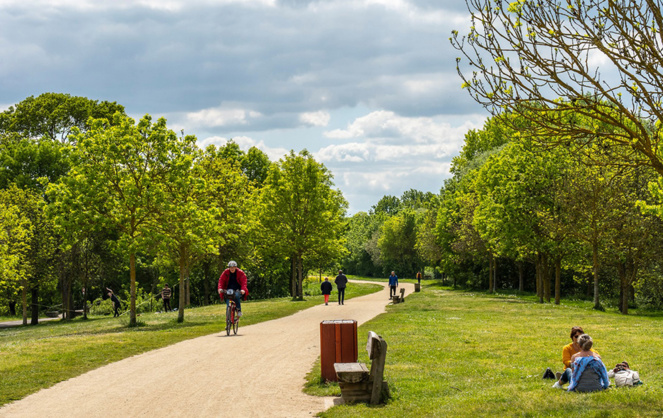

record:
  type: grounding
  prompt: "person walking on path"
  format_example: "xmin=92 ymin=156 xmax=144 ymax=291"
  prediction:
xmin=416 ymin=271 xmax=422 ymax=285
xmin=106 ymin=288 xmax=121 ymax=317
xmin=320 ymin=277 xmax=332 ymax=305
xmin=218 ymin=260 xmax=249 ymax=317
xmin=388 ymin=271 xmax=398 ymax=299
xmin=335 ymin=270 xmax=348 ymax=305
xmin=161 ymin=284 xmax=172 ymax=312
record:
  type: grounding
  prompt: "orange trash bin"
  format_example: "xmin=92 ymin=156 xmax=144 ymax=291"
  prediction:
xmin=320 ymin=320 xmax=358 ymax=381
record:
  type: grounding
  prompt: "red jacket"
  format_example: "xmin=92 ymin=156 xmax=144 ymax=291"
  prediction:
xmin=218 ymin=268 xmax=249 ymax=300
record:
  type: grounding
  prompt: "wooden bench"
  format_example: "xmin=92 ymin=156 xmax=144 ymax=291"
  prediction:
xmin=334 ymin=331 xmax=389 ymax=404
xmin=392 ymin=287 xmax=406 ymax=304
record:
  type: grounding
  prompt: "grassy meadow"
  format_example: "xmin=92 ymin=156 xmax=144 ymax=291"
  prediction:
xmin=307 ymin=282 xmax=663 ymax=417
xmin=0 ymin=279 xmax=381 ymax=406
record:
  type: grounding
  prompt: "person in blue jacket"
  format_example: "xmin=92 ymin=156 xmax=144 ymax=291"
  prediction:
xmin=388 ymin=271 xmax=398 ymax=299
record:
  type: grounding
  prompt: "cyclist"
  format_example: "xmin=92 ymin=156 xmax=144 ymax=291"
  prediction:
xmin=218 ymin=260 xmax=249 ymax=317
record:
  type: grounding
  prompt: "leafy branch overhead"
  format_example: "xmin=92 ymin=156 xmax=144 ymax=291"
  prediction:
xmin=451 ymin=0 xmax=663 ymax=173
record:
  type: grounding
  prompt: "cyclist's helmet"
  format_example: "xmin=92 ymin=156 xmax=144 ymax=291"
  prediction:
xmin=227 ymin=260 xmax=238 ymax=267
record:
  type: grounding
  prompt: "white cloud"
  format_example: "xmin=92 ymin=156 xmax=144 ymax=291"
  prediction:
xmin=299 ymin=110 xmax=330 ymax=127
xmin=185 ymin=106 xmax=262 ymax=128
xmin=323 ymin=110 xmax=482 ymax=148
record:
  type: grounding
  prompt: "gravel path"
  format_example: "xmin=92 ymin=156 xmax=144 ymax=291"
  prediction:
xmin=0 ymin=281 xmax=413 ymax=418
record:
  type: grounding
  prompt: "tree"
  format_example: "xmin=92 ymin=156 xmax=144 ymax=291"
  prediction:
xmin=241 ymin=146 xmax=271 ymax=185
xmin=154 ymin=135 xmax=225 ymax=323
xmin=378 ymin=209 xmax=423 ymax=277
xmin=0 ymin=93 xmax=125 ymax=143
xmin=48 ymin=114 xmax=178 ymax=326
xmin=451 ymin=0 xmax=663 ymax=174
xmin=6 ymin=185 xmax=58 ymax=323
xmin=254 ymin=150 xmax=347 ymax=299
xmin=197 ymin=145 xmax=253 ymax=300
xmin=0 ymin=188 xmax=32 ymax=321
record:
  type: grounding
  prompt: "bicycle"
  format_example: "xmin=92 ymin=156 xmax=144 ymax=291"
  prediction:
xmin=223 ymin=289 xmax=240 ymax=336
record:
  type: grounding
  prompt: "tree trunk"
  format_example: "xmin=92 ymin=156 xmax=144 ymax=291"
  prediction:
xmin=130 ymin=252 xmax=137 ymax=326
xmin=536 ymin=254 xmax=543 ymax=303
xmin=290 ymin=257 xmax=296 ymax=298
xmin=178 ymin=244 xmax=186 ymax=323
xmin=203 ymin=261 xmax=210 ymax=306
xmin=518 ymin=262 xmax=524 ymax=292
xmin=297 ymin=255 xmax=304 ymax=300
xmin=592 ymin=241 xmax=600 ymax=310
xmin=31 ymin=286 xmax=39 ymax=325
xmin=488 ymin=254 xmax=494 ymax=294
xmin=185 ymin=257 xmax=191 ymax=307
xmin=543 ymin=254 xmax=551 ymax=303
xmin=493 ymin=257 xmax=498 ymax=292
xmin=554 ymin=258 xmax=561 ymax=305
xmin=22 ymin=280 xmax=28 ymax=325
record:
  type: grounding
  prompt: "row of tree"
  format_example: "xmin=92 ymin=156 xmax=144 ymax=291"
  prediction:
xmin=338 ymin=0 xmax=663 ymax=313
xmin=0 ymin=93 xmax=347 ymax=326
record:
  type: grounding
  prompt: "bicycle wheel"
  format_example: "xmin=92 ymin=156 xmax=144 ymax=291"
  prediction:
xmin=225 ymin=303 xmax=232 ymax=336
xmin=233 ymin=313 xmax=239 ymax=335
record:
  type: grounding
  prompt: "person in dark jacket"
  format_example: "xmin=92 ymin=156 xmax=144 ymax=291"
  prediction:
xmin=335 ymin=270 xmax=348 ymax=305
xmin=320 ymin=277 xmax=333 ymax=305
xmin=106 ymin=287 xmax=121 ymax=317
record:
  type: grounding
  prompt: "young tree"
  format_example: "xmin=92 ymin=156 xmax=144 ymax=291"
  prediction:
xmin=48 ymin=114 xmax=178 ymax=326
xmin=254 ymin=150 xmax=347 ymax=299
xmin=452 ymin=0 xmax=663 ymax=174
xmin=0 ymin=93 xmax=125 ymax=143
xmin=0 ymin=189 xmax=32 ymax=322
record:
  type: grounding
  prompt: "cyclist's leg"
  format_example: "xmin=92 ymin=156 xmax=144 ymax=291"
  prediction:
xmin=234 ymin=292 xmax=242 ymax=316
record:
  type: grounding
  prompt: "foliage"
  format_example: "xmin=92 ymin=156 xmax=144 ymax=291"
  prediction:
xmin=253 ymin=150 xmax=348 ymax=298
xmin=452 ymin=0 xmax=663 ymax=175
xmin=0 ymin=92 xmax=125 ymax=143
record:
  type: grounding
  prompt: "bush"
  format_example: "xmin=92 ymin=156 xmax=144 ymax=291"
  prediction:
xmin=90 ymin=298 xmax=114 ymax=316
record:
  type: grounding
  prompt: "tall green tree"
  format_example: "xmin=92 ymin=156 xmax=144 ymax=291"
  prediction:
xmin=0 ymin=93 xmax=125 ymax=143
xmin=254 ymin=150 xmax=347 ymax=299
xmin=48 ymin=114 xmax=178 ymax=326
xmin=0 ymin=188 xmax=32 ymax=320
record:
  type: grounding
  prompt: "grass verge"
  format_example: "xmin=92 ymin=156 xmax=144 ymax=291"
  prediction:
xmin=0 ymin=281 xmax=381 ymax=406
xmin=307 ymin=282 xmax=663 ymax=417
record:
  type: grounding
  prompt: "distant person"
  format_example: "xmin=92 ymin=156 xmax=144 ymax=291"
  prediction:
xmin=416 ymin=271 xmax=422 ymax=285
xmin=161 ymin=284 xmax=172 ymax=312
xmin=335 ymin=270 xmax=348 ymax=305
xmin=320 ymin=277 xmax=332 ymax=306
xmin=106 ymin=287 xmax=121 ymax=317
xmin=566 ymin=334 xmax=610 ymax=392
xmin=388 ymin=271 xmax=398 ymax=299
xmin=218 ymin=260 xmax=249 ymax=317
xmin=552 ymin=326 xmax=600 ymax=389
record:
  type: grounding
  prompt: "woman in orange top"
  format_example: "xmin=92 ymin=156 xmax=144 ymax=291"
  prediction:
xmin=552 ymin=326 xmax=600 ymax=389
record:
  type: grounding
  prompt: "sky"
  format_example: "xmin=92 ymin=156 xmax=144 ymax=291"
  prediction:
xmin=0 ymin=0 xmax=488 ymax=214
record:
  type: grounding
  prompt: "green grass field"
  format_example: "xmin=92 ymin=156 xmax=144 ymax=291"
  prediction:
xmin=0 ymin=280 xmax=381 ymax=406
xmin=307 ymin=282 xmax=663 ymax=417
xmin=4 ymin=279 xmax=662 ymax=416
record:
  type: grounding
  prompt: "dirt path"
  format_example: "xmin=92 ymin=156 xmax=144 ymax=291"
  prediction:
xmin=0 ymin=281 xmax=414 ymax=418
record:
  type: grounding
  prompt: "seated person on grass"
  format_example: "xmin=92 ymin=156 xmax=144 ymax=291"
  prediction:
xmin=552 ymin=326 xmax=600 ymax=389
xmin=566 ymin=334 xmax=610 ymax=392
